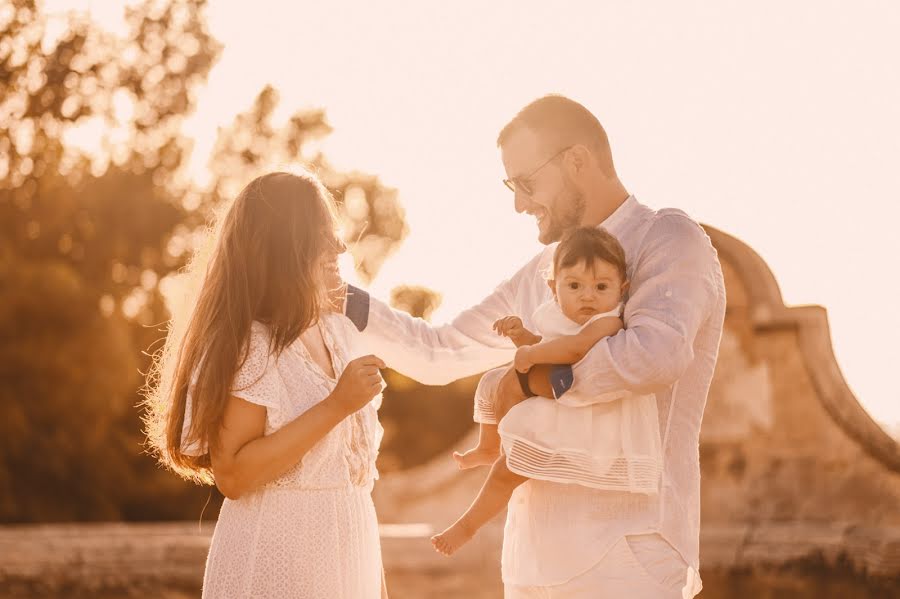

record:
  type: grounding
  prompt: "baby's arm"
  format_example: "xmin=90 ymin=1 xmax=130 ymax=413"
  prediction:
xmin=493 ymin=316 xmax=542 ymax=348
xmin=514 ymin=316 xmax=624 ymax=373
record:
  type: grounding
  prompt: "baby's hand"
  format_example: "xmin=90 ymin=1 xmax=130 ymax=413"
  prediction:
xmin=514 ymin=346 xmax=534 ymax=373
xmin=493 ymin=316 xmax=525 ymax=338
xmin=495 ymin=316 xmax=541 ymax=347
xmin=494 ymin=316 xmax=525 ymax=337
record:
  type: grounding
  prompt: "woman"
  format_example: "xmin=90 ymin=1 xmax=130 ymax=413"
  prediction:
xmin=144 ymin=171 xmax=388 ymax=598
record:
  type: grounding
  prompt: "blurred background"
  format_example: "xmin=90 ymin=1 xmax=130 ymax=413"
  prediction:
xmin=1 ymin=0 xmax=898 ymax=597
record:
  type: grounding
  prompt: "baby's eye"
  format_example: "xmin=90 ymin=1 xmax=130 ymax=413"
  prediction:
xmin=596 ymin=284 xmax=607 ymax=291
xmin=568 ymin=282 xmax=580 ymax=290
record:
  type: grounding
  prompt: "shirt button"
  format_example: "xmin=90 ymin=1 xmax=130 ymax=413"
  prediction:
xmin=665 ymin=290 xmax=673 ymax=297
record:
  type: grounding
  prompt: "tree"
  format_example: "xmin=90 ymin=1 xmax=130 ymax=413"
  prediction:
xmin=204 ymin=84 xmax=408 ymax=283
xmin=0 ymin=0 xmax=409 ymax=522
xmin=0 ymin=0 xmax=222 ymax=522
xmin=390 ymin=285 xmax=442 ymax=320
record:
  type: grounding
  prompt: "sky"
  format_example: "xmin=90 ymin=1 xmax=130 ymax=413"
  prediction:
xmin=54 ymin=1 xmax=900 ymax=430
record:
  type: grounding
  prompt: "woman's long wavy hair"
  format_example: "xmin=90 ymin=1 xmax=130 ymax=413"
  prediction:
xmin=143 ymin=171 xmax=342 ymax=483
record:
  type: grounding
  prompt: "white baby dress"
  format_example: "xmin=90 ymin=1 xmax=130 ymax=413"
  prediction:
xmin=476 ymin=300 xmax=662 ymax=493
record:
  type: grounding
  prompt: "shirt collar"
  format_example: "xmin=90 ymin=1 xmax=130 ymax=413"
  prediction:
xmin=598 ymin=194 xmax=639 ymax=234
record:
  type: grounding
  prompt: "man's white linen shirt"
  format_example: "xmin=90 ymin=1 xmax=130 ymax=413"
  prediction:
xmin=345 ymin=195 xmax=726 ymax=586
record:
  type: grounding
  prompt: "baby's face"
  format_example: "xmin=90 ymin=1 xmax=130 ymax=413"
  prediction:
xmin=551 ymin=259 xmax=627 ymax=325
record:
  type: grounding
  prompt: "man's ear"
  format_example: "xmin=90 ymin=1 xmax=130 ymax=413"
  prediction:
xmin=566 ymin=144 xmax=591 ymax=173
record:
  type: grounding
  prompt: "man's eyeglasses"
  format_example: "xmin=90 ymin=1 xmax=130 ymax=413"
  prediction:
xmin=502 ymin=146 xmax=571 ymax=196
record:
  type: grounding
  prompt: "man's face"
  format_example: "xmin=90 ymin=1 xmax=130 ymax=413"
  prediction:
xmin=500 ymin=127 xmax=585 ymax=244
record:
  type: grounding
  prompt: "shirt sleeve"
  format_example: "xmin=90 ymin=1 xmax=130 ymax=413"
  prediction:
xmin=554 ymin=213 xmax=721 ymax=407
xmin=343 ymin=253 xmax=547 ymax=386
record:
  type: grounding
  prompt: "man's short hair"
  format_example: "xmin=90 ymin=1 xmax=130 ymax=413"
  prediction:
xmin=497 ymin=94 xmax=611 ymax=158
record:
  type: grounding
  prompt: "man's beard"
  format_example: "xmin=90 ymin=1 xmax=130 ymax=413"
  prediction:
xmin=539 ymin=180 xmax=586 ymax=244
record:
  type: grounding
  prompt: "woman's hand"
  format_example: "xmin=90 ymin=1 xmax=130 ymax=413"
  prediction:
xmin=514 ymin=346 xmax=534 ymax=373
xmin=211 ymin=356 xmax=384 ymax=500
xmin=329 ymin=354 xmax=385 ymax=416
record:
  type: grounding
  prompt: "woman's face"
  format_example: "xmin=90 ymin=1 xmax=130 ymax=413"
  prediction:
xmin=318 ymin=232 xmax=347 ymax=293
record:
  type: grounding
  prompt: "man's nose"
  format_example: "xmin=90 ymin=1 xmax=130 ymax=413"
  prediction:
xmin=514 ymin=191 xmax=531 ymax=214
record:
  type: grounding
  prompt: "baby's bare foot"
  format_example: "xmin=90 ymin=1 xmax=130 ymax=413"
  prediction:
xmin=452 ymin=446 xmax=500 ymax=470
xmin=430 ymin=521 xmax=476 ymax=556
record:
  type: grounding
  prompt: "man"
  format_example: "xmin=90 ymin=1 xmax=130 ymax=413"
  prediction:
xmin=344 ymin=95 xmax=725 ymax=598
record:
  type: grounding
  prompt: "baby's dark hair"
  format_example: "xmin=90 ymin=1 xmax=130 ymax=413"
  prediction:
xmin=553 ymin=227 xmax=627 ymax=281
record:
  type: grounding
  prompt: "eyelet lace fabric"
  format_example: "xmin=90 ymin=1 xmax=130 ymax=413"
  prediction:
xmin=188 ymin=315 xmax=384 ymax=599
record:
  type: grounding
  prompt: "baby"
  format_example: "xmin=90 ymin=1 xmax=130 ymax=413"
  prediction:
xmin=432 ymin=226 xmax=661 ymax=556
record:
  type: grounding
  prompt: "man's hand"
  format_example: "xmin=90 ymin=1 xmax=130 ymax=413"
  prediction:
xmin=495 ymin=364 xmax=556 ymax=421
xmin=495 ymin=366 xmax=527 ymax=421
xmin=526 ymin=364 xmax=554 ymax=399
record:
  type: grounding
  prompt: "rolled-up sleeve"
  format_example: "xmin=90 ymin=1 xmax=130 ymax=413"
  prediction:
xmin=554 ymin=214 xmax=719 ymax=407
xmin=343 ymin=254 xmax=544 ymax=385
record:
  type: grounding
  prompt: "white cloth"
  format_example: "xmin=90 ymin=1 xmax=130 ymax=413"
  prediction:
xmin=355 ymin=196 xmax=725 ymax=590
xmin=530 ymin=299 xmax=618 ymax=338
xmin=504 ymin=533 xmax=701 ymax=599
xmin=183 ymin=315 xmax=385 ymax=599
xmin=488 ymin=300 xmax=662 ymax=493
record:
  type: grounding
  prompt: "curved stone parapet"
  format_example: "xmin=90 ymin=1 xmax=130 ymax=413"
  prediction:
xmin=703 ymin=225 xmax=900 ymax=473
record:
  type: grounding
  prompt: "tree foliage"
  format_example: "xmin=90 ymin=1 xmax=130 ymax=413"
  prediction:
xmin=0 ymin=0 xmax=411 ymax=522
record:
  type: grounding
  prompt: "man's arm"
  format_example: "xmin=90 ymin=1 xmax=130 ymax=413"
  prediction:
xmin=514 ymin=316 xmax=623 ymax=372
xmin=539 ymin=214 xmax=721 ymax=407
xmin=344 ymin=252 xmax=547 ymax=386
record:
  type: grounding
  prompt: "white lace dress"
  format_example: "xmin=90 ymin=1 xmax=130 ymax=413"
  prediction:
xmin=181 ymin=314 xmax=384 ymax=599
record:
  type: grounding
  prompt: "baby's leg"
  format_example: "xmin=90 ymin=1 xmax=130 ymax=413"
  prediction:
xmin=454 ymin=367 xmax=506 ymax=469
xmin=453 ymin=423 xmax=501 ymax=469
xmin=431 ymin=455 xmax=527 ymax=556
